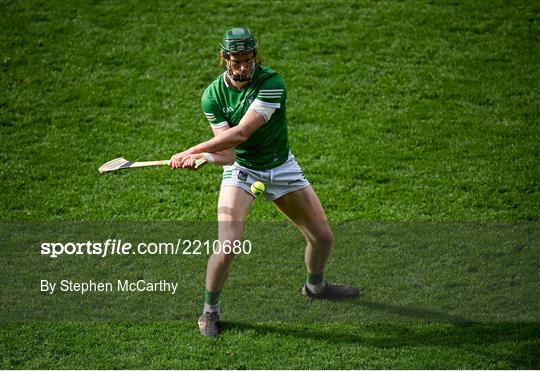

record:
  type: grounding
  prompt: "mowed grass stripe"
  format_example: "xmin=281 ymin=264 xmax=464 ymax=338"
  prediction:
xmin=1 ymin=322 xmax=538 ymax=369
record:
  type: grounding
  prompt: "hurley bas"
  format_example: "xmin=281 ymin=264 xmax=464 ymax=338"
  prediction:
xmin=41 ymin=279 xmax=178 ymax=295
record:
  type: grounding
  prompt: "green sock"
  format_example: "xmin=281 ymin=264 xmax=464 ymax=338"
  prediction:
xmin=306 ymin=272 xmax=325 ymax=294
xmin=204 ymin=289 xmax=220 ymax=306
xmin=307 ymin=272 xmax=324 ymax=286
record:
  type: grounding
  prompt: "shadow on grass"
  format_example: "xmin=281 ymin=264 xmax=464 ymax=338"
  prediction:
xmin=354 ymin=298 xmax=472 ymax=322
xmin=221 ymin=320 xmax=539 ymax=347
xmin=220 ymin=299 xmax=539 ymax=368
xmin=221 ymin=321 xmax=539 ymax=368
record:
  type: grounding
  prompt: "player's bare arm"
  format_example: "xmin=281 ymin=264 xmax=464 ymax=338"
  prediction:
xmin=169 ymin=110 xmax=266 ymax=169
xmin=174 ymin=127 xmax=236 ymax=168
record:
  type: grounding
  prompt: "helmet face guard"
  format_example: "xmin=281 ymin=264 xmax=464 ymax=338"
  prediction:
xmin=220 ymin=27 xmax=258 ymax=82
xmin=224 ymin=54 xmax=256 ymax=82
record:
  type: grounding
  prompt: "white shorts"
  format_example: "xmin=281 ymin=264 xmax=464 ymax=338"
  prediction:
xmin=221 ymin=152 xmax=310 ymax=201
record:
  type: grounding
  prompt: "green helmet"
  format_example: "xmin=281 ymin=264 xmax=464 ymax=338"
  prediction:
xmin=220 ymin=27 xmax=258 ymax=57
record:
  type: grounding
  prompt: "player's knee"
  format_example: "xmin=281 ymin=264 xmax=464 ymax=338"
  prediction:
xmin=213 ymin=248 xmax=236 ymax=266
xmin=312 ymin=225 xmax=333 ymax=249
xmin=320 ymin=227 xmax=333 ymax=248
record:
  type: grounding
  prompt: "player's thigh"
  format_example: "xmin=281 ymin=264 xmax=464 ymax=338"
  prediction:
xmin=217 ymin=185 xmax=254 ymax=241
xmin=273 ymin=186 xmax=332 ymax=245
xmin=218 ymin=185 xmax=254 ymax=221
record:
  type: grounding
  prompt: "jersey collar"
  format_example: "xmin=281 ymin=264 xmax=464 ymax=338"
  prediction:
xmin=222 ymin=67 xmax=260 ymax=90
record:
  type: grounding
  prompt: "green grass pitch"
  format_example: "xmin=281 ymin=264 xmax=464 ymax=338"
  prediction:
xmin=1 ymin=0 xmax=539 ymax=369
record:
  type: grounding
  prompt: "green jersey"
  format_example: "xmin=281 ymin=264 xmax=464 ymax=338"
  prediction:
xmin=201 ymin=65 xmax=289 ymax=170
